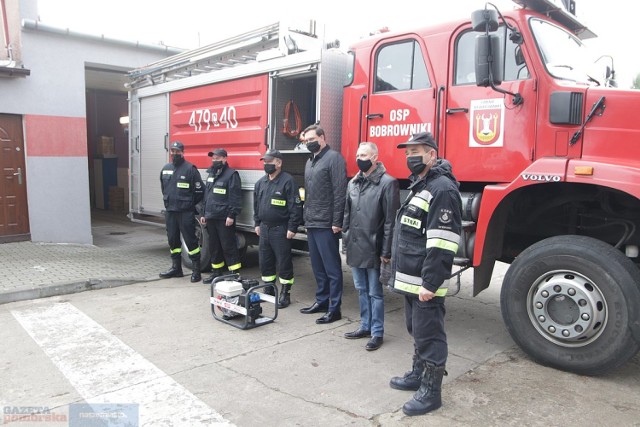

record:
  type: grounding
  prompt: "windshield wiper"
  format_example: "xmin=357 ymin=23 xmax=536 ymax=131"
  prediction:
xmin=587 ymin=75 xmax=601 ymax=86
xmin=550 ymin=64 xmax=574 ymax=70
xmin=570 ymin=96 xmax=606 ymax=145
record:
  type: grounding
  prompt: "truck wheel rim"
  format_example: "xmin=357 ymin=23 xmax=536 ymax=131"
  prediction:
xmin=527 ymin=270 xmax=607 ymax=347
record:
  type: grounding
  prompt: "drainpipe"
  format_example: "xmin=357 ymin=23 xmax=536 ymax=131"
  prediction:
xmin=0 ymin=0 xmax=15 ymax=66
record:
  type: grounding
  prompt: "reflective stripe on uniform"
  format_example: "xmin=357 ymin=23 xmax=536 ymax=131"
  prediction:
xmin=394 ymin=272 xmax=447 ymax=296
xmin=213 ymin=188 xmax=227 ymax=194
xmin=162 ymin=170 xmax=174 ymax=175
xmin=271 ymin=199 xmax=286 ymax=206
xmin=408 ymin=196 xmax=429 ymax=212
xmin=170 ymin=248 xmax=182 ymax=254
xmin=177 ymin=182 xmax=190 ymax=189
xmin=207 ymin=177 xmax=214 ymax=182
xmin=427 ymin=229 xmax=461 ymax=243
xmin=408 ymin=190 xmax=432 ymax=212
xmin=426 ymin=229 xmax=460 ymax=253
xmin=279 ymin=277 xmax=294 ymax=285
xmin=188 ymin=247 xmax=201 ymax=256
xmin=228 ymin=263 xmax=241 ymax=271
xmin=426 ymin=238 xmax=459 ymax=253
xmin=212 ymin=261 xmax=225 ymax=269
xmin=262 ymin=275 xmax=277 ymax=283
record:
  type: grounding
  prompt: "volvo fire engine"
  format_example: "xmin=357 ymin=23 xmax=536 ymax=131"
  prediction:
xmin=126 ymin=0 xmax=640 ymax=375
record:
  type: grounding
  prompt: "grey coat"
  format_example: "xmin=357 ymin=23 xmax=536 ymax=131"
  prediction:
xmin=303 ymin=145 xmax=348 ymax=228
xmin=342 ymin=162 xmax=400 ymax=269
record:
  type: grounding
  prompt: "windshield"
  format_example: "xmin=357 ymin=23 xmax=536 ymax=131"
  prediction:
xmin=530 ymin=18 xmax=601 ymax=85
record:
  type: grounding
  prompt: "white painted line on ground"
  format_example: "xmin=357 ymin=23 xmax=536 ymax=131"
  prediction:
xmin=11 ymin=302 xmax=233 ymax=427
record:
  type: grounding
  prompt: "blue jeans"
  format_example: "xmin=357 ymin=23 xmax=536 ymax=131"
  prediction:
xmin=307 ymin=228 xmax=343 ymax=312
xmin=351 ymin=267 xmax=384 ymax=337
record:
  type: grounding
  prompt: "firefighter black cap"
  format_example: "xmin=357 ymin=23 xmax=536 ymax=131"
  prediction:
xmin=397 ymin=132 xmax=438 ymax=151
xmin=170 ymin=141 xmax=185 ymax=151
xmin=207 ymin=148 xmax=228 ymax=157
xmin=260 ymin=149 xmax=283 ymax=161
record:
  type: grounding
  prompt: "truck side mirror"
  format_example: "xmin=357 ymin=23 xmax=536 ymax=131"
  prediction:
xmin=471 ymin=9 xmax=499 ymax=32
xmin=475 ymin=34 xmax=503 ymax=87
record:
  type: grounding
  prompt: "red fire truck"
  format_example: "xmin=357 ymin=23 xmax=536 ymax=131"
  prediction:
xmin=127 ymin=0 xmax=640 ymax=375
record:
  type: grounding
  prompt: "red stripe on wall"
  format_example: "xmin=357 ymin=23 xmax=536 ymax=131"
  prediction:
xmin=25 ymin=115 xmax=87 ymax=157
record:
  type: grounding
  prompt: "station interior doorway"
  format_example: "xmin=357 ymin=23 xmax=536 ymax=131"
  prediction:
xmin=84 ymin=64 xmax=131 ymax=223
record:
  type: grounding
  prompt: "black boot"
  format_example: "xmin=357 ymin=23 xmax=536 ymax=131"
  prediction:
xmin=402 ymin=363 xmax=446 ymax=416
xmin=190 ymin=258 xmax=202 ymax=283
xmin=278 ymin=284 xmax=291 ymax=308
xmin=263 ymin=282 xmax=276 ymax=296
xmin=159 ymin=258 xmax=183 ymax=279
xmin=203 ymin=269 xmax=222 ymax=285
xmin=390 ymin=353 xmax=424 ymax=391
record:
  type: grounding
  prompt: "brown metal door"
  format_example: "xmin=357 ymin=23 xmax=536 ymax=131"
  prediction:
xmin=0 ymin=114 xmax=30 ymax=242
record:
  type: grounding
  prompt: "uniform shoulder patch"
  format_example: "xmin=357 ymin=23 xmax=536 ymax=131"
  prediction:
xmin=438 ymin=208 xmax=452 ymax=224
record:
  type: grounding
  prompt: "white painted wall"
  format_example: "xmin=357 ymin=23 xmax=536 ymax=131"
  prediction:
xmin=0 ymin=0 xmax=175 ymax=244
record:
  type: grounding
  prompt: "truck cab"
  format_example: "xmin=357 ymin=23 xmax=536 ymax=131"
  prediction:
xmin=343 ymin=0 xmax=640 ymax=375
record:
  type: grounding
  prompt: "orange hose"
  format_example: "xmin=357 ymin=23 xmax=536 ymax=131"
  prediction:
xmin=282 ymin=100 xmax=303 ymax=138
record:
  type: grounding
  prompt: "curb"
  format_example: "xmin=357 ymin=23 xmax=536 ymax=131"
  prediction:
xmin=0 ymin=277 xmax=162 ymax=305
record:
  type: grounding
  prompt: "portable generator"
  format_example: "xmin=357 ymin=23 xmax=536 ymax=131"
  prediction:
xmin=210 ymin=274 xmax=278 ymax=329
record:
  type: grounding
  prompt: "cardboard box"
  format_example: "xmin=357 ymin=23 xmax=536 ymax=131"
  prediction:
xmin=108 ymin=186 xmax=125 ymax=211
xmin=96 ymin=136 xmax=115 ymax=156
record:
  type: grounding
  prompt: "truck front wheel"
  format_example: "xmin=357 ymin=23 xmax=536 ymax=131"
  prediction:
xmin=501 ymin=235 xmax=640 ymax=375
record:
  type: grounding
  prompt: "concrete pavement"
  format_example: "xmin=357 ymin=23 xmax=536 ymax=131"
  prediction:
xmin=1 ymin=210 xmax=639 ymax=426
xmin=0 ymin=210 xmax=168 ymax=305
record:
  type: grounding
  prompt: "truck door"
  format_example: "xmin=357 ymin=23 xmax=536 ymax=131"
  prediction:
xmin=444 ymin=25 xmax=536 ymax=184
xmin=364 ymin=37 xmax=435 ymax=180
xmin=136 ymin=93 xmax=169 ymax=216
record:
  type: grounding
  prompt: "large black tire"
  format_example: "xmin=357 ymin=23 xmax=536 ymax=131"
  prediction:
xmin=181 ymin=218 xmax=210 ymax=272
xmin=182 ymin=224 xmax=248 ymax=271
xmin=501 ymin=235 xmax=640 ymax=375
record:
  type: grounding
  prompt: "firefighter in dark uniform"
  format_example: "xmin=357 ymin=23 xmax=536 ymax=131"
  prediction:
xmin=253 ymin=150 xmax=302 ymax=308
xmin=200 ymin=148 xmax=243 ymax=284
xmin=159 ymin=141 xmax=205 ymax=282
xmin=389 ymin=132 xmax=462 ymax=416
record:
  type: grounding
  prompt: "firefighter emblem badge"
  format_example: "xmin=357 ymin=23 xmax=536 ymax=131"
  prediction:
xmin=469 ymin=98 xmax=504 ymax=147
xmin=438 ymin=208 xmax=452 ymax=224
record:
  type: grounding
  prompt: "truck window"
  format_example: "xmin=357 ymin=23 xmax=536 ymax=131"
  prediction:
xmin=374 ymin=40 xmax=430 ymax=93
xmin=454 ymin=28 xmax=529 ymax=85
xmin=530 ymin=18 xmax=597 ymax=85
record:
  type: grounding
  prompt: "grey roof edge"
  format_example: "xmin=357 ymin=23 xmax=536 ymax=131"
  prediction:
xmin=21 ymin=18 xmax=186 ymax=55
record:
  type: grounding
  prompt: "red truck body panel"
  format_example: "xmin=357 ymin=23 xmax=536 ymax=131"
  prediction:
xmin=170 ymin=74 xmax=269 ymax=170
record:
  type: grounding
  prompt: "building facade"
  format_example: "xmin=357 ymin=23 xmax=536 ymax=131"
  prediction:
xmin=0 ymin=0 xmax=181 ymax=244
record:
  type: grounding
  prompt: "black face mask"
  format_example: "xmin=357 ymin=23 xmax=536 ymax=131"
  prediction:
xmin=356 ymin=158 xmax=373 ymax=173
xmin=172 ymin=154 xmax=184 ymax=166
xmin=264 ymin=163 xmax=277 ymax=175
xmin=407 ymin=155 xmax=426 ymax=175
xmin=211 ymin=160 xmax=224 ymax=171
xmin=306 ymin=141 xmax=321 ymax=154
